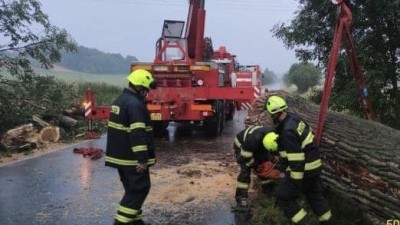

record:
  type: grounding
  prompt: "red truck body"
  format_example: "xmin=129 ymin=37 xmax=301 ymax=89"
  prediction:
xmin=85 ymin=0 xmax=261 ymax=137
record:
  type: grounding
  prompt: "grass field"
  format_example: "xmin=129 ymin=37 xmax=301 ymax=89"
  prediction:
xmin=35 ymin=67 xmax=127 ymax=87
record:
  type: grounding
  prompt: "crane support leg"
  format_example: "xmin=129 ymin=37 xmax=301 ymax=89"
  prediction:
xmin=315 ymin=1 xmax=375 ymax=145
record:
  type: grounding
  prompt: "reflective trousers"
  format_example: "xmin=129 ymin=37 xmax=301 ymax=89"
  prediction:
xmin=235 ymin=164 xmax=251 ymax=201
xmin=115 ymin=167 xmax=151 ymax=224
xmin=276 ymin=175 xmax=331 ymax=224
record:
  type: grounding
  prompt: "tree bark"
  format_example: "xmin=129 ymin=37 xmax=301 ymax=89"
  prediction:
xmin=0 ymin=124 xmax=37 ymax=150
xmin=58 ymin=115 xmax=78 ymax=128
xmin=246 ymin=90 xmax=400 ymax=220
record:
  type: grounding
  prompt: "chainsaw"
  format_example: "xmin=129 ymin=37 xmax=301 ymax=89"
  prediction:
xmin=256 ymin=159 xmax=283 ymax=179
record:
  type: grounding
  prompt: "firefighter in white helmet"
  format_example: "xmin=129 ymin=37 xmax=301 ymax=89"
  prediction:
xmin=264 ymin=95 xmax=333 ymax=225
xmin=105 ymin=69 xmax=156 ymax=225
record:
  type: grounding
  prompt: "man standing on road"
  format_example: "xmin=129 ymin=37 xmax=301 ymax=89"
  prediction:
xmin=105 ymin=69 xmax=157 ymax=225
xmin=264 ymin=95 xmax=333 ymax=225
xmin=232 ymin=125 xmax=282 ymax=212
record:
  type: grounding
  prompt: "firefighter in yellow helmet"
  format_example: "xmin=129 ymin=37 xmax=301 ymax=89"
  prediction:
xmin=106 ymin=69 xmax=156 ymax=225
xmin=264 ymin=95 xmax=333 ymax=225
xmin=232 ymin=125 xmax=283 ymax=212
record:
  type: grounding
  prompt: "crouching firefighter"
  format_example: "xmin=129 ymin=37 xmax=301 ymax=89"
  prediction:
xmin=264 ymin=95 xmax=333 ymax=225
xmin=105 ymin=69 xmax=157 ymax=225
xmin=232 ymin=125 xmax=283 ymax=212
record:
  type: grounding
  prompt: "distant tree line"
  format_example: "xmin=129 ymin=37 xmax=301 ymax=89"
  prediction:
xmin=262 ymin=68 xmax=278 ymax=85
xmin=58 ymin=46 xmax=138 ymax=74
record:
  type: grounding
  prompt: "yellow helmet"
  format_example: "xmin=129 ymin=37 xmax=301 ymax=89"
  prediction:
xmin=127 ymin=69 xmax=156 ymax=90
xmin=265 ymin=95 xmax=287 ymax=115
xmin=262 ymin=132 xmax=279 ymax=152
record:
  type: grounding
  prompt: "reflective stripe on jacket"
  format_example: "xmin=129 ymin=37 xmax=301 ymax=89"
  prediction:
xmin=276 ymin=112 xmax=321 ymax=181
xmin=234 ymin=126 xmax=274 ymax=168
xmin=105 ymin=88 xmax=155 ymax=168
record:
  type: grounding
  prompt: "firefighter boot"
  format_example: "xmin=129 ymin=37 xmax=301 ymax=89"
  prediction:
xmin=291 ymin=214 xmax=313 ymax=225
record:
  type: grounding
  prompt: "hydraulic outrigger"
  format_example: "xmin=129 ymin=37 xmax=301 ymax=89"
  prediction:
xmin=315 ymin=0 xmax=375 ymax=144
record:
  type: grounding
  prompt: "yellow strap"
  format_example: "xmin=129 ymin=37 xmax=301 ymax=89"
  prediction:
xmin=319 ymin=210 xmax=332 ymax=221
xmin=243 ymin=126 xmax=261 ymax=141
xmin=279 ymin=151 xmax=287 ymax=158
xmin=108 ymin=121 xmax=129 ymax=131
xmin=287 ymin=152 xmax=305 ymax=161
xmin=248 ymin=126 xmax=262 ymax=135
xmin=291 ymin=208 xmax=307 ymax=223
xmin=105 ymin=156 xmax=139 ymax=166
xmin=132 ymin=145 xmax=148 ymax=152
xmin=237 ymin=182 xmax=250 ymax=189
xmin=290 ymin=171 xmax=304 ymax=180
xmin=118 ymin=205 xmax=139 ymax=215
xmin=108 ymin=121 xmax=149 ymax=133
xmin=234 ymin=137 xmax=242 ymax=148
xmin=130 ymin=122 xmax=146 ymax=130
xmin=305 ymin=159 xmax=322 ymax=170
xmin=301 ymin=131 xmax=314 ymax=149
xmin=115 ymin=214 xmax=133 ymax=223
xmin=245 ymin=158 xmax=254 ymax=167
xmin=240 ymin=149 xmax=253 ymax=158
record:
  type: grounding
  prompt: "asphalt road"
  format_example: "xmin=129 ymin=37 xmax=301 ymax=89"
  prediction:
xmin=0 ymin=111 xmax=250 ymax=225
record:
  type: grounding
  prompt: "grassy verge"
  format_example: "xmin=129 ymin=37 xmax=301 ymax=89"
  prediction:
xmin=251 ymin=186 xmax=374 ymax=225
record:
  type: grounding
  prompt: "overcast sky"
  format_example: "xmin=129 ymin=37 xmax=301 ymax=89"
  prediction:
xmin=39 ymin=0 xmax=300 ymax=74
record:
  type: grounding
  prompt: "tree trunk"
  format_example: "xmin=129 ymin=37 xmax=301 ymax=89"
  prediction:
xmin=0 ymin=124 xmax=37 ymax=150
xmin=58 ymin=115 xmax=78 ymax=128
xmin=246 ymin=90 xmax=400 ymax=220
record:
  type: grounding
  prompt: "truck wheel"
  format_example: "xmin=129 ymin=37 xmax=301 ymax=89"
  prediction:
xmin=226 ymin=107 xmax=235 ymax=121
xmin=204 ymin=100 xmax=223 ymax=137
xmin=225 ymin=102 xmax=236 ymax=121
xmin=219 ymin=101 xmax=226 ymax=132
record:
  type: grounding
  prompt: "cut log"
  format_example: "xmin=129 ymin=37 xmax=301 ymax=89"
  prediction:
xmin=0 ymin=124 xmax=37 ymax=150
xmin=246 ymin=90 xmax=400 ymax=220
xmin=58 ymin=115 xmax=78 ymax=128
xmin=38 ymin=126 xmax=60 ymax=143
xmin=32 ymin=115 xmax=50 ymax=127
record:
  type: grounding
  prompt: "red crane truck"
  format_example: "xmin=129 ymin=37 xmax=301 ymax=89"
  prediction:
xmin=85 ymin=0 xmax=261 ymax=137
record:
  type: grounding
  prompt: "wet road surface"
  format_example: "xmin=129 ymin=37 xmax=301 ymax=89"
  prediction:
xmin=0 ymin=111 xmax=250 ymax=225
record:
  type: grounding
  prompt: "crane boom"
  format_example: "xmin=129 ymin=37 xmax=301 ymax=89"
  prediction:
xmin=185 ymin=0 xmax=206 ymax=62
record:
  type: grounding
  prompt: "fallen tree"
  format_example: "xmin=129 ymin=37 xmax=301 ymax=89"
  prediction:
xmin=246 ymin=90 xmax=400 ymax=221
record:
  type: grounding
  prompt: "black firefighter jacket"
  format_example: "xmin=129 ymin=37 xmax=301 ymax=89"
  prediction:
xmin=276 ymin=112 xmax=322 ymax=184
xmin=105 ymin=88 xmax=155 ymax=168
xmin=234 ymin=126 xmax=275 ymax=168
xmin=233 ymin=126 xmax=275 ymax=193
